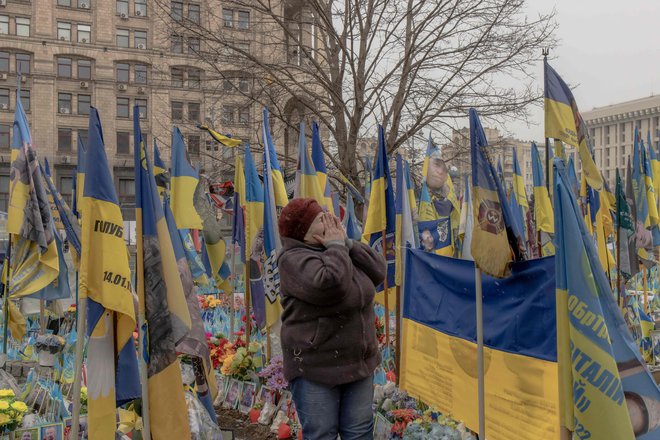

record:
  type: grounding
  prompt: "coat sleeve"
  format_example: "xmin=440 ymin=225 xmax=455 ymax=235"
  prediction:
xmin=348 ymin=240 xmax=387 ymax=286
xmin=278 ymin=245 xmax=354 ymax=306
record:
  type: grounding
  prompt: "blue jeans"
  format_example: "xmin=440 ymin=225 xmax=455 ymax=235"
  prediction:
xmin=290 ymin=375 xmax=374 ymax=440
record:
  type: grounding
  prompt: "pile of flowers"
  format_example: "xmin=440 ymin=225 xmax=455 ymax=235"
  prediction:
xmin=199 ymin=295 xmax=223 ymax=310
xmin=207 ymin=333 xmax=232 ymax=370
xmin=220 ymin=341 xmax=261 ymax=380
xmin=375 ymin=316 xmax=386 ymax=346
xmin=0 ymin=389 xmax=28 ymax=431
xmin=257 ymin=355 xmax=288 ymax=391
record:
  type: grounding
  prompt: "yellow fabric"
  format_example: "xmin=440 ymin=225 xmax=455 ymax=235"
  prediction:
xmin=199 ymin=124 xmax=242 ymax=147
xmin=171 ymin=175 xmax=203 ymax=230
xmin=471 ymin=186 xmax=512 ymax=278
xmin=7 ymin=300 xmax=25 ymax=341
xmin=147 ymin=361 xmax=192 ymax=439
xmin=533 ymin=186 xmax=554 ymax=234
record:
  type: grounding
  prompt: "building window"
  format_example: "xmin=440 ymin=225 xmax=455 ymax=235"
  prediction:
xmin=223 ymin=79 xmax=233 ymax=92
xmin=188 ymin=69 xmax=201 ymax=89
xmin=135 ymin=98 xmax=147 ymax=119
xmin=223 ymin=8 xmax=233 ymax=27
xmin=16 ymin=54 xmax=30 ymax=75
xmin=78 ymin=0 xmax=90 ymax=8
xmin=171 ymin=68 xmax=183 ymax=87
xmin=0 ymin=174 xmax=8 ymax=211
xmin=58 ymin=128 xmax=73 ymax=152
xmin=19 ymin=89 xmax=29 ymax=111
xmin=78 ymin=94 xmax=91 ymax=115
xmin=620 ymin=123 xmax=626 ymax=143
xmin=171 ymin=1 xmax=183 ymax=21
xmin=171 ymin=35 xmax=183 ymax=53
xmin=117 ymin=132 xmax=130 ymax=154
xmin=16 ymin=17 xmax=30 ymax=37
xmin=0 ymin=124 xmax=9 ymax=149
xmin=135 ymin=31 xmax=147 ymax=48
xmin=78 ymin=129 xmax=88 ymax=146
xmin=605 ymin=125 xmax=610 ymax=145
xmin=188 ymin=135 xmax=200 ymax=154
xmin=188 ymin=102 xmax=200 ymax=122
xmin=116 ymin=63 xmax=129 ymax=82
xmin=134 ymin=64 xmax=147 ymax=84
xmin=77 ymin=24 xmax=91 ymax=43
xmin=58 ymin=175 xmax=74 ymax=206
xmin=239 ymin=107 xmax=250 ymax=124
xmin=116 ymin=0 xmax=128 ymax=15
xmin=171 ymin=101 xmax=183 ymax=120
xmin=188 ymin=4 xmax=200 ymax=24
xmin=134 ymin=0 xmax=147 ymax=16
xmin=238 ymin=11 xmax=249 ymax=29
xmin=188 ymin=37 xmax=200 ymax=54
xmin=58 ymin=58 xmax=72 ymax=78
xmin=58 ymin=22 xmax=72 ymax=41
xmin=118 ymin=177 xmax=135 ymax=196
xmin=0 ymin=15 xmax=8 ymax=35
xmin=0 ymin=52 xmax=7 ymax=72
xmin=238 ymin=77 xmax=249 ymax=92
xmin=0 ymin=89 xmax=8 ymax=110
xmin=78 ymin=59 xmax=91 ymax=79
xmin=58 ymin=93 xmax=72 ymax=114
xmin=116 ymin=29 xmax=129 ymax=47
xmin=116 ymin=97 xmax=129 ymax=118
xmin=236 ymin=42 xmax=249 ymax=54
xmin=222 ymin=106 xmax=234 ymax=124
xmin=58 ymin=0 xmax=71 ymax=6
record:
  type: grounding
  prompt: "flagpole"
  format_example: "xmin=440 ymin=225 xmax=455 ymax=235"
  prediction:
xmin=230 ymin=242 xmax=237 ymax=343
xmin=474 ymin=265 xmax=485 ymax=440
xmin=245 ymin=258 xmax=251 ymax=346
xmin=394 ymin=284 xmax=401 ymax=385
xmin=39 ymin=300 xmax=45 ymax=335
xmin=1 ymin=235 xmax=12 ymax=367
xmin=381 ymin=228 xmax=390 ymax=359
xmin=643 ymin=265 xmax=649 ymax=314
xmin=543 ymin=48 xmax=551 ymax=192
xmin=69 ymin=295 xmax=87 ymax=440
xmin=137 ymin=310 xmax=152 ymax=440
xmin=616 ymin=220 xmax=622 ymax=307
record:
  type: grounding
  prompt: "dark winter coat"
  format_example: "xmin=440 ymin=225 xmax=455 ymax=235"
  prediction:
xmin=277 ymin=237 xmax=386 ymax=386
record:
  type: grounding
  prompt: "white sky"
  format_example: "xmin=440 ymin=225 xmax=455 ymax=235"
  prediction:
xmin=506 ymin=0 xmax=660 ymax=141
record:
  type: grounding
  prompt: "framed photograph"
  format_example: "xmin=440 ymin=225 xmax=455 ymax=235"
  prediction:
xmin=64 ymin=416 xmax=88 ymax=440
xmin=14 ymin=428 xmax=39 ymax=440
xmin=40 ymin=423 xmax=63 ymax=440
xmin=256 ymin=386 xmax=275 ymax=405
xmin=239 ymin=382 xmax=257 ymax=414
xmin=373 ymin=413 xmax=391 ymax=440
xmin=653 ymin=330 xmax=660 ymax=365
xmin=223 ymin=379 xmax=243 ymax=410
xmin=214 ymin=374 xmax=228 ymax=406
xmin=278 ymin=391 xmax=294 ymax=416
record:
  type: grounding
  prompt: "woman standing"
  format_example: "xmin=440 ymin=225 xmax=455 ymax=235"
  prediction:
xmin=277 ymin=198 xmax=386 ymax=440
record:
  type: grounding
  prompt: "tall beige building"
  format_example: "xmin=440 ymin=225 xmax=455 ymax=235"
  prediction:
xmin=582 ymin=95 xmax=660 ymax=188
xmin=0 ymin=0 xmax=306 ymax=220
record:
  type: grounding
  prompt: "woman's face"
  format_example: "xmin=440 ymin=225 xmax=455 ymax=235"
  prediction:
xmin=303 ymin=212 xmax=325 ymax=244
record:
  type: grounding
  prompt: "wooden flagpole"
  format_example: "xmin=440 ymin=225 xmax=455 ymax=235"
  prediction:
xmin=381 ymin=228 xmax=390 ymax=358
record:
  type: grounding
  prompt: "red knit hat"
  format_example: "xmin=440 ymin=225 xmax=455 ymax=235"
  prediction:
xmin=278 ymin=198 xmax=323 ymax=242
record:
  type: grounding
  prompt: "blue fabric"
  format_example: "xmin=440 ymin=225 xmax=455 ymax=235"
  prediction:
xmin=290 ymin=375 xmax=374 ymax=440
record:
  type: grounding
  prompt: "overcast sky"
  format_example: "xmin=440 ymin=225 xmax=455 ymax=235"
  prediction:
xmin=506 ymin=0 xmax=660 ymax=141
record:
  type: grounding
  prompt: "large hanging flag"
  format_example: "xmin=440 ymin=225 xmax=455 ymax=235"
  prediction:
xmin=7 ymin=85 xmax=59 ymax=298
xmin=628 ymin=154 xmax=655 ymax=265
xmin=507 ymin=182 xmax=526 ymax=253
xmin=512 ymin=147 xmax=528 ymax=209
xmin=232 ymin=154 xmax=246 ymax=264
xmin=43 ymin=158 xmax=64 ymax=231
xmin=362 ymin=155 xmax=373 ymax=223
xmin=554 ymin=157 xmax=660 ymax=440
xmin=395 ymin=154 xmax=416 ymax=287
xmin=616 ymin=169 xmax=636 ymax=280
xmin=294 ymin=122 xmax=326 ymax=207
xmin=170 ymin=127 xmax=203 ymax=230
xmin=73 ymin=136 xmax=86 ymax=218
xmin=244 ymin=144 xmax=266 ymax=329
xmin=342 ymin=192 xmax=362 ymax=241
xmin=198 ymin=123 xmax=242 ymax=147
xmin=640 ymin=136 xmax=660 ymax=245
xmin=362 ymin=126 xmax=396 ymax=303
xmin=531 ymin=142 xmax=554 ymax=234
xmin=469 ymin=108 xmax=521 ymax=278
xmin=80 ymin=108 xmax=140 ymax=440
xmin=153 ymin=139 xmax=169 ymax=199
xmin=648 ymin=130 xmax=660 ymax=202
xmin=311 ymin=121 xmax=334 ymax=213
xmin=134 ymin=110 xmax=192 ymax=440
xmin=403 ymin=159 xmax=417 ymax=217
xmin=544 ymin=60 xmax=603 ymax=191
xmin=200 ymin=235 xmax=231 ymax=293
xmin=458 ymin=174 xmax=473 ymax=261
xmin=262 ymin=139 xmax=284 ymax=328
xmin=262 ymin=108 xmax=289 ymax=208
xmin=566 ymin=155 xmax=580 ymax=198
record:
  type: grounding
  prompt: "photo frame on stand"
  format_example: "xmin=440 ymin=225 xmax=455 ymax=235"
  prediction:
xmin=223 ymin=379 xmax=243 ymax=410
xmin=239 ymin=382 xmax=257 ymax=414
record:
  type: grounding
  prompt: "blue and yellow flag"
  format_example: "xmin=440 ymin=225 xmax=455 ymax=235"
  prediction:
xmin=43 ymin=158 xmax=64 ymax=232
xmin=171 ymin=127 xmax=203 ymax=230
xmin=641 ymin=136 xmax=660 ymax=244
xmin=244 ymin=144 xmax=266 ymax=328
xmin=153 ymin=139 xmax=169 ymax=199
xmin=566 ymin=155 xmax=580 ymax=198
xmin=7 ymin=86 xmax=59 ymax=298
xmin=134 ymin=110 xmax=191 ymax=440
xmin=200 ymin=235 xmax=231 ymax=293
xmin=73 ymin=136 xmax=86 ymax=218
xmin=294 ymin=122 xmax=326 ymax=207
xmin=262 ymin=140 xmax=284 ymax=328
xmin=362 ymin=155 xmax=373 ymax=223
xmin=512 ymin=147 xmax=528 ymax=209
xmin=342 ymin=192 xmax=362 ymax=241
xmin=362 ymin=126 xmax=395 ymax=304
xmin=395 ymin=154 xmax=415 ymax=287
xmin=554 ymin=157 xmax=660 ymax=440
xmin=262 ymin=108 xmax=289 ymax=208
xmin=544 ymin=60 xmax=603 ymax=191
xmin=403 ymin=160 xmax=417 ymax=216
xmin=177 ymin=228 xmax=210 ymax=286
xmin=531 ymin=142 xmax=554 ymax=235
xmin=80 ymin=108 xmax=140 ymax=440
xmin=470 ymin=108 xmax=522 ymax=278
xmin=198 ymin=123 xmax=242 ymax=147
xmin=400 ymin=248 xmax=559 ymax=439
xmin=458 ymin=174 xmax=473 ymax=261
xmin=232 ymin=154 xmax=246 ymax=264
xmin=311 ymin=121 xmax=334 ymax=213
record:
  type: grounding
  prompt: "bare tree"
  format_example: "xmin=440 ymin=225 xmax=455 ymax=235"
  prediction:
xmin=153 ymin=0 xmax=556 ymax=190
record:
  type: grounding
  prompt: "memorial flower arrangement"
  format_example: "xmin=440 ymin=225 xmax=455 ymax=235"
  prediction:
xmin=207 ymin=333 xmax=231 ymax=370
xmin=0 ymin=389 xmax=28 ymax=431
xmin=220 ymin=341 xmax=260 ymax=380
xmin=375 ymin=316 xmax=386 ymax=346
xmin=199 ymin=295 xmax=223 ymax=310
xmin=80 ymin=386 xmax=88 ymax=414
xmin=258 ymin=355 xmax=288 ymax=391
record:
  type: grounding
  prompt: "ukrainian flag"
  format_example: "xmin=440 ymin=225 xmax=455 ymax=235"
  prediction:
xmin=80 ymin=108 xmax=140 ymax=440
xmin=531 ymin=143 xmax=554 ymax=234
xmin=553 ymin=158 xmax=645 ymax=439
xmin=294 ymin=122 xmax=326 ymax=207
xmin=198 ymin=123 xmax=242 ymax=147
xmin=403 ymin=159 xmax=417 ymax=217
xmin=458 ymin=174 xmax=473 ymax=261
xmin=43 ymin=158 xmax=64 ymax=231
xmin=134 ymin=110 xmax=191 ymax=440
xmin=512 ymin=147 xmax=528 ymax=209
xmin=171 ymin=127 xmax=203 ymax=230
xmin=342 ymin=193 xmax=362 ymax=241
xmin=7 ymin=86 xmax=59 ymax=298
xmin=200 ymin=235 xmax=231 ymax=293
xmin=566 ymin=155 xmax=580 ymax=198
xmin=640 ymin=135 xmax=660 ymax=240
xmin=232 ymin=154 xmax=246 ymax=264
xmin=544 ymin=60 xmax=603 ymax=191
xmin=311 ymin=121 xmax=334 ymax=213
xmin=177 ymin=228 xmax=210 ymax=286
xmin=262 ymin=108 xmax=288 ymax=208
xmin=400 ymin=248 xmax=559 ymax=439
xmin=362 ymin=155 xmax=372 ymax=223
xmin=649 ymin=130 xmax=660 ymax=202
xmin=153 ymin=139 xmax=169 ymax=199
xmin=73 ymin=136 xmax=86 ymax=218
xmin=395 ymin=154 xmax=416 ymax=287
xmin=470 ymin=108 xmax=520 ymax=278
xmin=262 ymin=139 xmax=284 ymax=328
